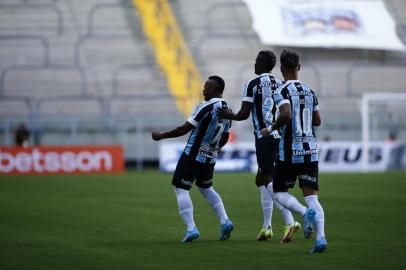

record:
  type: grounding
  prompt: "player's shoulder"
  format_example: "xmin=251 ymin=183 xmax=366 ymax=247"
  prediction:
xmin=276 ymin=80 xmax=293 ymax=93
xmin=212 ymin=98 xmax=229 ymax=110
xmin=197 ymin=98 xmax=227 ymax=111
xmin=299 ymin=81 xmax=318 ymax=96
xmin=193 ymin=101 xmax=206 ymax=110
xmin=192 ymin=100 xmax=212 ymax=115
xmin=266 ymin=74 xmax=284 ymax=84
xmin=245 ymin=75 xmax=261 ymax=88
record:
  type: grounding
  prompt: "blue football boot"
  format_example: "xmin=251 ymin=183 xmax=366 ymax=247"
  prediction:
xmin=303 ymin=208 xmax=316 ymax=239
xmin=181 ymin=227 xmax=200 ymax=243
xmin=219 ymin=220 xmax=234 ymax=241
xmin=310 ymin=237 xmax=327 ymax=253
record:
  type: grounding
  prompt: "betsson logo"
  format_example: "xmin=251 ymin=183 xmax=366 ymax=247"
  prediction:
xmin=0 ymin=148 xmax=113 ymax=173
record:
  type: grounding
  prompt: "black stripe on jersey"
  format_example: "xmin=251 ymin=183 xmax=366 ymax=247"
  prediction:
xmin=220 ymin=100 xmax=227 ymax=110
xmin=245 ymin=79 xmax=257 ymax=99
xmin=189 ymin=104 xmax=214 ymax=161
xmin=254 ymin=88 xmax=266 ymax=129
xmin=294 ymin=81 xmax=304 ymax=137
xmin=194 ymin=105 xmax=212 ymax=123
xmin=283 ymin=119 xmax=293 ymax=164
xmin=270 ymin=76 xmax=278 ymax=123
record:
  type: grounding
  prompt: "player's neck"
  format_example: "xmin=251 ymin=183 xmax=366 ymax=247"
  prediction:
xmin=256 ymin=70 xmax=271 ymax=75
xmin=283 ymin=72 xmax=298 ymax=81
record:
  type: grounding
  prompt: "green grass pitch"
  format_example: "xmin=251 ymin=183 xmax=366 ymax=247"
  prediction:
xmin=1 ymin=171 xmax=406 ymax=270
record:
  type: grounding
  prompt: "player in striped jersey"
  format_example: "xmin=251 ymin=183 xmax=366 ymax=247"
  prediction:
xmin=261 ymin=50 xmax=327 ymax=253
xmin=219 ymin=51 xmax=300 ymax=243
xmin=152 ymin=76 xmax=234 ymax=243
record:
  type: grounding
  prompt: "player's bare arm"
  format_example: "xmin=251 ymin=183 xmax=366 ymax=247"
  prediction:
xmin=218 ymin=101 xmax=252 ymax=121
xmin=313 ymin=110 xmax=321 ymax=126
xmin=151 ymin=121 xmax=194 ymax=141
xmin=261 ymin=103 xmax=291 ymax=136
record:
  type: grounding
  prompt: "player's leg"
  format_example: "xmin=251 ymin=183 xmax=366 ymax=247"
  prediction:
xmin=299 ymin=162 xmax=327 ymax=253
xmin=272 ymin=161 xmax=307 ymax=215
xmin=255 ymin=137 xmax=275 ymax=241
xmin=257 ymin=136 xmax=300 ymax=242
xmin=256 ymin=171 xmax=274 ymax=241
xmin=267 ymin=180 xmax=301 ymax=243
xmin=172 ymin=154 xmax=199 ymax=242
xmin=272 ymin=161 xmax=316 ymax=240
xmin=196 ymin=162 xmax=233 ymax=241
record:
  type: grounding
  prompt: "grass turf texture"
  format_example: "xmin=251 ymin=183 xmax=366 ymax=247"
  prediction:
xmin=1 ymin=171 xmax=405 ymax=270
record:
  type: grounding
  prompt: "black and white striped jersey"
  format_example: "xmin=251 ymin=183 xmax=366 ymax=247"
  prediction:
xmin=243 ymin=73 xmax=284 ymax=139
xmin=274 ymin=80 xmax=319 ymax=164
xmin=184 ymin=98 xmax=232 ymax=164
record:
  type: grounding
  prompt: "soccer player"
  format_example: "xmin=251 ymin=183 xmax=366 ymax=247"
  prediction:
xmin=151 ymin=75 xmax=234 ymax=243
xmin=261 ymin=50 xmax=327 ymax=253
xmin=218 ymin=51 xmax=300 ymax=243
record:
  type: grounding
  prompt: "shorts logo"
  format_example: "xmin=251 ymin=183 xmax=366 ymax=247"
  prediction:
xmin=299 ymin=174 xmax=317 ymax=182
xmin=201 ymin=179 xmax=212 ymax=185
xmin=180 ymin=179 xmax=193 ymax=187
xmin=286 ymin=181 xmax=296 ymax=185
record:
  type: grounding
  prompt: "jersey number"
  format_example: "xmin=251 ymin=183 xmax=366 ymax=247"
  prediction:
xmin=210 ymin=123 xmax=223 ymax=145
xmin=294 ymin=107 xmax=312 ymax=136
xmin=264 ymin=97 xmax=278 ymax=123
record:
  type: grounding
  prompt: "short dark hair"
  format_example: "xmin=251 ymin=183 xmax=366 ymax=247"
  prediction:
xmin=280 ymin=49 xmax=299 ymax=70
xmin=208 ymin=75 xmax=225 ymax=94
xmin=258 ymin=50 xmax=276 ymax=71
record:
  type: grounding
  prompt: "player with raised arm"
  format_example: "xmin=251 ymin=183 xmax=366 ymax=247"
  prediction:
xmin=218 ymin=51 xmax=300 ymax=243
xmin=152 ymin=76 xmax=234 ymax=243
xmin=261 ymin=50 xmax=327 ymax=253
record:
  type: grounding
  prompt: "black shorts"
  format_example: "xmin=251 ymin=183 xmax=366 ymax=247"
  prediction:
xmin=255 ymin=136 xmax=279 ymax=176
xmin=273 ymin=161 xmax=319 ymax=191
xmin=172 ymin=153 xmax=215 ymax=190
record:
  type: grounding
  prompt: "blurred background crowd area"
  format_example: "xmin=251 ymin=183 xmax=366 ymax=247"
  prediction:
xmin=0 ymin=0 xmax=405 ymax=165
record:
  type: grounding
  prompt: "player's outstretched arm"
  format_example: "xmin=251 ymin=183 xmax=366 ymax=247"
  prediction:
xmin=312 ymin=111 xmax=321 ymax=126
xmin=261 ymin=103 xmax=291 ymax=136
xmin=218 ymin=101 xmax=251 ymax=121
xmin=151 ymin=121 xmax=194 ymax=141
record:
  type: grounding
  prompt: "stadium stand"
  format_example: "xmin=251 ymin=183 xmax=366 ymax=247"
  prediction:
xmin=0 ymin=0 xmax=405 ymax=163
xmin=0 ymin=0 xmax=181 ymax=163
xmin=173 ymin=0 xmax=406 ymax=141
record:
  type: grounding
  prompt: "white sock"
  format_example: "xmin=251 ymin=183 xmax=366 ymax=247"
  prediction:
xmin=266 ymin=183 xmax=294 ymax=226
xmin=198 ymin=187 xmax=228 ymax=224
xmin=305 ymin=195 xmax=325 ymax=241
xmin=174 ymin=187 xmax=196 ymax=231
xmin=259 ymin=186 xmax=273 ymax=229
xmin=273 ymin=192 xmax=307 ymax=216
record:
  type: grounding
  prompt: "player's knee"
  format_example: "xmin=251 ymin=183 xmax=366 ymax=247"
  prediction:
xmin=255 ymin=172 xmax=272 ymax=187
xmin=301 ymin=186 xmax=318 ymax=197
xmin=198 ymin=186 xmax=212 ymax=197
xmin=174 ymin=186 xmax=189 ymax=196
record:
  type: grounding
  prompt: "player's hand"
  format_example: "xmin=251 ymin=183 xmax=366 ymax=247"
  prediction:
xmin=217 ymin=108 xmax=233 ymax=119
xmin=151 ymin=131 xmax=162 ymax=141
xmin=261 ymin=128 xmax=270 ymax=137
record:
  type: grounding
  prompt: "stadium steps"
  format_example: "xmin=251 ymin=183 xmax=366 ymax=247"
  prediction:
xmin=0 ymin=99 xmax=30 ymax=117
xmin=349 ymin=66 xmax=406 ymax=95
xmin=132 ymin=0 xmax=203 ymax=117
xmin=0 ymin=0 xmax=181 ymax=119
